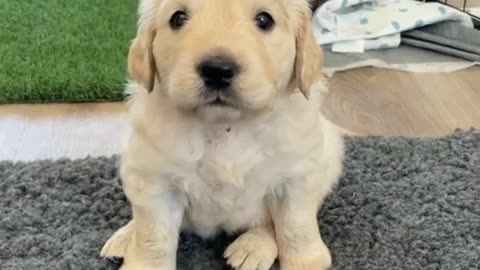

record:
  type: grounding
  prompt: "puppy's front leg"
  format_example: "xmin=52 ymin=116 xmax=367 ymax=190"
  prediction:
xmin=269 ymin=179 xmax=332 ymax=270
xmin=121 ymin=173 xmax=184 ymax=270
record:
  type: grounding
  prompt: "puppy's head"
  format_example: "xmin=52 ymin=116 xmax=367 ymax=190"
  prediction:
xmin=129 ymin=0 xmax=322 ymax=120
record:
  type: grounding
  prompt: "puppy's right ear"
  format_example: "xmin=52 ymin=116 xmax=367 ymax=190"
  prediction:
xmin=127 ymin=31 xmax=156 ymax=92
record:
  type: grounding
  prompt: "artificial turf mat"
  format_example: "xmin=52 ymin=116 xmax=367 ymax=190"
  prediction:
xmin=0 ymin=0 xmax=138 ymax=103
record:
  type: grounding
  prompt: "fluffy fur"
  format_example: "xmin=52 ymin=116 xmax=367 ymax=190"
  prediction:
xmin=101 ymin=0 xmax=344 ymax=269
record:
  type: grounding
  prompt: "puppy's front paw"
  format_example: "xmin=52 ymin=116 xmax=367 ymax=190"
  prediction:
xmin=101 ymin=221 xmax=175 ymax=270
xmin=101 ymin=221 xmax=134 ymax=258
xmin=280 ymin=242 xmax=332 ymax=270
xmin=224 ymin=230 xmax=278 ymax=270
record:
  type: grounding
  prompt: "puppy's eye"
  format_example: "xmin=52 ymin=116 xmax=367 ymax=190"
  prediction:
xmin=255 ymin=12 xmax=274 ymax=31
xmin=169 ymin=11 xmax=188 ymax=30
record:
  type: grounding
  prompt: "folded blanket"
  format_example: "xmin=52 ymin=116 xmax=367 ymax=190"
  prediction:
xmin=402 ymin=21 xmax=480 ymax=62
xmin=312 ymin=0 xmax=473 ymax=53
xmin=322 ymin=44 xmax=478 ymax=76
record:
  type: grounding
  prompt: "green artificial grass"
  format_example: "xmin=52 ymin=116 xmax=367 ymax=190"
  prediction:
xmin=0 ymin=0 xmax=138 ymax=103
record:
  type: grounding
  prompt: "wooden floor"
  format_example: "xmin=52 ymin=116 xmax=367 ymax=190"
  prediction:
xmin=322 ymin=66 xmax=480 ymax=136
xmin=1 ymin=66 xmax=480 ymax=138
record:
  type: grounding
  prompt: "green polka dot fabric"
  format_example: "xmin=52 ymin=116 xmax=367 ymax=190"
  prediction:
xmin=312 ymin=0 xmax=473 ymax=53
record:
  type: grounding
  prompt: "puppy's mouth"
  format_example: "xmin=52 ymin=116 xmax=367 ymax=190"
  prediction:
xmin=207 ymin=97 xmax=230 ymax=107
xmin=200 ymin=92 xmax=238 ymax=108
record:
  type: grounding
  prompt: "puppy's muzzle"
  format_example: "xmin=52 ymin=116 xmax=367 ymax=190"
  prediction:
xmin=197 ymin=56 xmax=239 ymax=90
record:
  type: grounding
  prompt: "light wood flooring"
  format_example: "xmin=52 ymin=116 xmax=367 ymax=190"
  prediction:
xmin=322 ymin=66 xmax=480 ymax=136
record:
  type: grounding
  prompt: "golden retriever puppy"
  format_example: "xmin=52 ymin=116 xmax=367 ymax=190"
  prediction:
xmin=101 ymin=0 xmax=344 ymax=269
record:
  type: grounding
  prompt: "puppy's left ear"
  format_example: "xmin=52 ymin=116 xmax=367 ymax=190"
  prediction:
xmin=294 ymin=8 xmax=322 ymax=100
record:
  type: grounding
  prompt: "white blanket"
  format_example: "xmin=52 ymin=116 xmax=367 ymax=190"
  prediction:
xmin=312 ymin=0 xmax=473 ymax=53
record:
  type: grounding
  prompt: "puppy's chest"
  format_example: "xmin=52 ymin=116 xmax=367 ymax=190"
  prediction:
xmin=193 ymin=128 xmax=268 ymax=187
xmin=173 ymin=127 xmax=279 ymax=204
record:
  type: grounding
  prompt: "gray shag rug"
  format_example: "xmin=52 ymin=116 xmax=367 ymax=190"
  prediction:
xmin=1 ymin=129 xmax=479 ymax=270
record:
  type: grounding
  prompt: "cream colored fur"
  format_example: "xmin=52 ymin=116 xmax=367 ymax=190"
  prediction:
xmin=101 ymin=0 xmax=344 ymax=269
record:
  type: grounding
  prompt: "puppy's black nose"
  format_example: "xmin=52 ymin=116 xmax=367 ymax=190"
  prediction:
xmin=197 ymin=56 xmax=239 ymax=89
